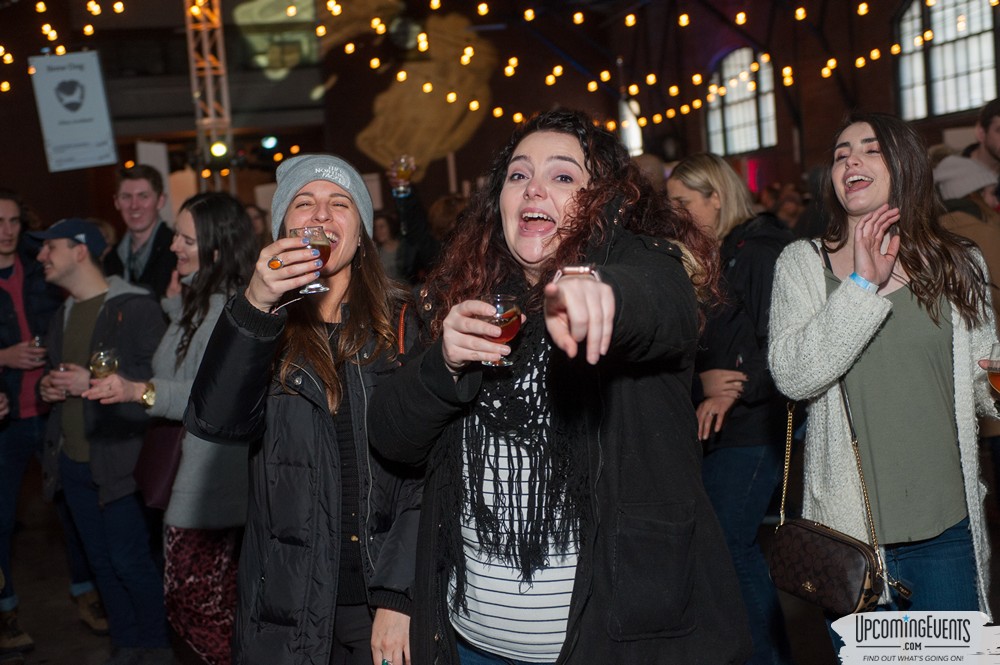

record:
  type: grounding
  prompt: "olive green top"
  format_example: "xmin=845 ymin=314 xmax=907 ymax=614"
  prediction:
xmin=60 ymin=293 xmax=106 ymax=463
xmin=825 ymin=271 xmax=967 ymax=544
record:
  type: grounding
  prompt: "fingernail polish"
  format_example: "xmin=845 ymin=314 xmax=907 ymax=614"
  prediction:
xmin=311 ymin=249 xmax=319 ymax=257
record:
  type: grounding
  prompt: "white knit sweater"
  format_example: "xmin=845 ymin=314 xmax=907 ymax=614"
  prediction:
xmin=768 ymin=239 xmax=996 ymax=613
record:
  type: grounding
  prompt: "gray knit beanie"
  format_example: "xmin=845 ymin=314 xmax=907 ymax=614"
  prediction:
xmin=270 ymin=154 xmax=374 ymax=240
xmin=933 ymin=155 xmax=999 ymax=201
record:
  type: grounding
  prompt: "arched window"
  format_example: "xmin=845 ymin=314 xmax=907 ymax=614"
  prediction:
xmin=897 ymin=0 xmax=996 ymax=120
xmin=706 ymin=47 xmax=777 ymax=156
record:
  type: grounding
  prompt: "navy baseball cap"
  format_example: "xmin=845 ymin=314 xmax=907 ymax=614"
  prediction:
xmin=28 ymin=218 xmax=107 ymax=258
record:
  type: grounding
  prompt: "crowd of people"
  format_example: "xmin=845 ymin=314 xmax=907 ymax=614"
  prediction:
xmin=2 ymin=98 xmax=1000 ymax=665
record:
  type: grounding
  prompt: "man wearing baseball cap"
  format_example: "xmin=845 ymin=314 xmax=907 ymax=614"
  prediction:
xmin=30 ymin=218 xmax=172 ymax=665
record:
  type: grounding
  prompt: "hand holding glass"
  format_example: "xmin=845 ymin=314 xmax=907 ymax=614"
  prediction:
xmin=988 ymin=344 xmax=1000 ymax=393
xmin=289 ymin=226 xmax=331 ymax=295
xmin=89 ymin=348 xmax=119 ymax=379
xmin=477 ymin=294 xmax=521 ymax=367
xmin=389 ymin=155 xmax=416 ymax=197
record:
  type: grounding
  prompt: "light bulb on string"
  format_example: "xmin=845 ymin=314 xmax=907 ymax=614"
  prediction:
xmin=652 ymin=113 xmax=662 ymax=124
xmin=638 ymin=117 xmax=647 ymax=127
xmin=627 ymin=83 xmax=639 ymax=96
xmin=599 ymin=70 xmax=611 ymax=82
xmin=446 ymin=92 xmax=457 ymax=103
xmin=493 ymin=107 xmax=503 ymax=118
xmin=504 ymin=65 xmax=515 ymax=77
xmin=678 ymin=13 xmax=689 ymax=27
xmin=35 ymin=2 xmax=46 ymax=12
xmin=691 ymin=73 xmax=702 ymax=85
xmin=286 ymin=4 xmax=297 ymax=17
xmin=870 ymin=49 xmax=881 ymax=60
xmin=668 ymin=85 xmax=679 ymax=96
xmin=396 ymin=70 xmax=407 ymax=82
xmin=587 ymin=81 xmax=598 ymax=92
xmin=430 ymin=0 xmax=440 ymax=8
xmin=477 ymin=3 xmax=488 ymax=16
xmin=795 ymin=7 xmax=806 ymax=20
xmin=112 ymin=1 xmax=123 ymax=13
xmin=469 ymin=100 xmax=480 ymax=111
xmin=646 ymin=73 xmax=656 ymax=85
xmin=666 ymin=108 xmax=676 ymax=119
xmin=344 ymin=42 xmax=355 ymax=54
xmin=891 ymin=43 xmax=901 ymax=55
xmin=512 ymin=112 xmax=524 ymax=123
xmin=624 ymin=14 xmax=636 ymax=27
xmin=315 ymin=25 xmax=326 ymax=37
xmin=553 ymin=65 xmax=563 ymax=76
xmin=545 ymin=74 xmax=556 ymax=86
xmin=857 ymin=3 xmax=869 ymax=15
xmin=422 ymin=82 xmax=433 ymax=93
xmin=83 ymin=24 xmax=94 ymax=35
xmin=573 ymin=12 xmax=583 ymax=24
xmin=855 ymin=56 xmax=866 ymax=68
xmin=680 ymin=104 xmax=690 ymax=114
xmin=524 ymin=9 xmax=534 ymax=21
xmin=735 ymin=12 xmax=746 ymax=25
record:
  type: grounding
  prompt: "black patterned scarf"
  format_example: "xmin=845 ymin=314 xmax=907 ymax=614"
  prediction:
xmin=460 ymin=308 xmax=591 ymax=585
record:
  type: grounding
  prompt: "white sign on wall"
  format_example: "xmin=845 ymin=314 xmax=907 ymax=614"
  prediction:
xmin=29 ymin=51 xmax=117 ymax=173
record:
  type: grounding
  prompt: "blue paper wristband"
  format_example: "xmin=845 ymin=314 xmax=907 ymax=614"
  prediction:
xmin=849 ymin=272 xmax=878 ymax=293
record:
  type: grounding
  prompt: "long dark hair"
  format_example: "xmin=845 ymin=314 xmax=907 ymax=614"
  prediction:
xmin=821 ymin=111 xmax=988 ymax=326
xmin=176 ymin=192 xmax=256 ymax=364
xmin=424 ymin=108 xmax=720 ymax=338
xmin=276 ymin=224 xmax=408 ymax=413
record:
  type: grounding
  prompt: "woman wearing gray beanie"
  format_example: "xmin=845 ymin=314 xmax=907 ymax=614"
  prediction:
xmin=185 ymin=154 xmax=421 ymax=665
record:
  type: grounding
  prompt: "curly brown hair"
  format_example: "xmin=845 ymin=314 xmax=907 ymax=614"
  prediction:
xmin=423 ymin=108 xmax=720 ymax=339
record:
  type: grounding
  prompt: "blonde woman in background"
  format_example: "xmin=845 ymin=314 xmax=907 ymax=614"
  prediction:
xmin=668 ymin=153 xmax=794 ymax=665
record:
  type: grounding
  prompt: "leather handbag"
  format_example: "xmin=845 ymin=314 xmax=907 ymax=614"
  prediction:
xmin=767 ymin=382 xmax=909 ymax=617
xmin=133 ymin=417 xmax=184 ymax=510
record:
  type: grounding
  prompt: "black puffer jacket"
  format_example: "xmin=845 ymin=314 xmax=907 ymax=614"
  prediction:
xmin=185 ymin=295 xmax=422 ymax=665
xmin=694 ymin=213 xmax=793 ymax=451
xmin=368 ymin=230 xmax=752 ymax=664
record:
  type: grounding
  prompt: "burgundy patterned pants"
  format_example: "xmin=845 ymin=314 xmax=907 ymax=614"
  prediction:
xmin=164 ymin=526 xmax=240 ymax=665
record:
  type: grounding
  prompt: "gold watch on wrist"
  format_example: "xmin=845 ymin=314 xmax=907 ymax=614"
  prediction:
xmin=140 ymin=382 xmax=156 ymax=408
xmin=553 ymin=263 xmax=601 ymax=283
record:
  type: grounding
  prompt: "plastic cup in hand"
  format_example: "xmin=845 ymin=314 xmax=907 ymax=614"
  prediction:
xmin=89 ymin=348 xmax=119 ymax=379
xmin=390 ymin=155 xmax=416 ymax=197
xmin=477 ymin=294 xmax=521 ymax=367
xmin=289 ymin=226 xmax=331 ymax=295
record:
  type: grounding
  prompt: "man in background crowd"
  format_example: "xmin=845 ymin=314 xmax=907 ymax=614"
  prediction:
xmin=103 ymin=166 xmax=176 ymax=299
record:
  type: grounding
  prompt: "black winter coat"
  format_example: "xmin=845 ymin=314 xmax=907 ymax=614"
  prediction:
xmin=185 ymin=295 xmax=422 ymax=665
xmin=694 ymin=213 xmax=793 ymax=451
xmin=367 ymin=230 xmax=752 ymax=664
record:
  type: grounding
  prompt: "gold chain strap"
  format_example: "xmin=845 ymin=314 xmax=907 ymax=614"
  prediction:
xmin=777 ymin=402 xmax=795 ymax=527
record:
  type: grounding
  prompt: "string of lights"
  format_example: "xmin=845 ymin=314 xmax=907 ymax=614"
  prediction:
xmin=2 ymin=1 xmax=998 ymax=135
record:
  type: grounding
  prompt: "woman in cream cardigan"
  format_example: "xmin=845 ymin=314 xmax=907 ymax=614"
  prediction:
xmin=84 ymin=192 xmax=257 ymax=665
xmin=768 ymin=112 xmax=997 ymax=626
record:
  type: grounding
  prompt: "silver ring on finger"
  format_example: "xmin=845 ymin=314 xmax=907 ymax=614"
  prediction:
xmin=267 ymin=256 xmax=284 ymax=270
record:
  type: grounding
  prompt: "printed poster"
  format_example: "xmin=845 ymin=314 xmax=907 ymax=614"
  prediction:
xmin=29 ymin=50 xmax=117 ymax=173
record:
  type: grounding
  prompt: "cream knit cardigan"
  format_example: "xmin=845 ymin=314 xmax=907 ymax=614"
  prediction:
xmin=768 ymin=239 xmax=996 ymax=614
